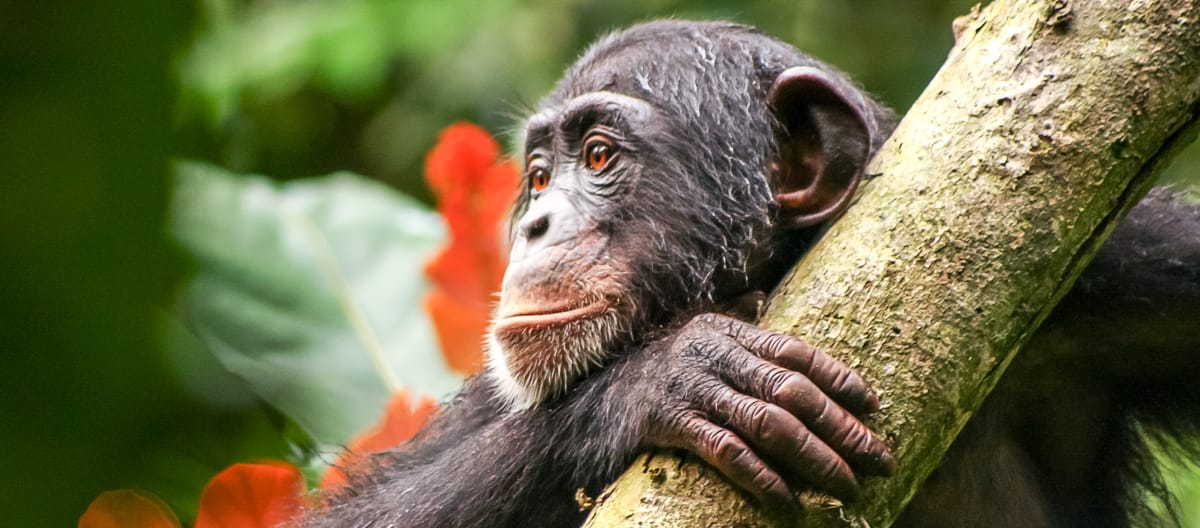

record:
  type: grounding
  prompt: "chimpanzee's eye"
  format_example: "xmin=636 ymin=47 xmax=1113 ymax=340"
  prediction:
xmin=530 ymin=167 xmax=551 ymax=193
xmin=583 ymin=133 xmax=618 ymax=171
xmin=526 ymin=155 xmax=551 ymax=195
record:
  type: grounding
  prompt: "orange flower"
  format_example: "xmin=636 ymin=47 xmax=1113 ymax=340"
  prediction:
xmin=79 ymin=489 xmax=180 ymax=528
xmin=81 ymin=462 xmax=305 ymax=528
xmin=320 ymin=390 xmax=439 ymax=490
xmin=423 ymin=123 xmax=519 ymax=373
xmin=194 ymin=462 xmax=306 ymax=528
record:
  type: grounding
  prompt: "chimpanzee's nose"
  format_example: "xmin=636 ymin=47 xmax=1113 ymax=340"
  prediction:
xmin=520 ymin=213 xmax=550 ymax=242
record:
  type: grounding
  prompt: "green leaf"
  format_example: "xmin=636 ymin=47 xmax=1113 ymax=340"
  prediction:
xmin=168 ymin=161 xmax=461 ymax=445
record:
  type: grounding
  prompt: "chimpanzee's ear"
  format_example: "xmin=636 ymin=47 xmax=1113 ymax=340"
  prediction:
xmin=768 ymin=66 xmax=872 ymax=228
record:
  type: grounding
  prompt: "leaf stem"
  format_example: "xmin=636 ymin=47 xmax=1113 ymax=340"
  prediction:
xmin=291 ymin=211 xmax=402 ymax=393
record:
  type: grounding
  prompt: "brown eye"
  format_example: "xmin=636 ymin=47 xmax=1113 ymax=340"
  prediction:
xmin=584 ymin=135 xmax=616 ymax=171
xmin=530 ymin=167 xmax=551 ymax=193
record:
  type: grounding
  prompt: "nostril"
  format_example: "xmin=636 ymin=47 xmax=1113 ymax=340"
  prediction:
xmin=522 ymin=215 xmax=550 ymax=240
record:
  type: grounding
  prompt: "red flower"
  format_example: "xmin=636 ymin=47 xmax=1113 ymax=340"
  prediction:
xmin=423 ymin=123 xmax=519 ymax=374
xmin=79 ymin=489 xmax=180 ymax=528
xmin=194 ymin=462 xmax=306 ymax=528
xmin=81 ymin=462 xmax=305 ymax=528
xmin=320 ymin=390 xmax=439 ymax=490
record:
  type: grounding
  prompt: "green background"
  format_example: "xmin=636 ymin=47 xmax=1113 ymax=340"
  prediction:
xmin=2 ymin=1 xmax=1197 ymax=526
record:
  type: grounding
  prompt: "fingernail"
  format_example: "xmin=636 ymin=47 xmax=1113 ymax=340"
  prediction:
xmin=866 ymin=392 xmax=881 ymax=412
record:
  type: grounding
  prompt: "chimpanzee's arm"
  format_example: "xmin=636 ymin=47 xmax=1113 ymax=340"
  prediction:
xmin=307 ymin=376 xmax=596 ymax=527
xmin=307 ymin=316 xmax=893 ymax=528
xmin=1029 ymin=187 xmax=1200 ymax=377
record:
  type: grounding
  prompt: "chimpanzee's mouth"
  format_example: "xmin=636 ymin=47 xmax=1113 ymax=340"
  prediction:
xmin=494 ymin=300 xmax=611 ymax=330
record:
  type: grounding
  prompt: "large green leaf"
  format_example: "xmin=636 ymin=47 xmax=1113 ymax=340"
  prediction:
xmin=169 ymin=162 xmax=461 ymax=445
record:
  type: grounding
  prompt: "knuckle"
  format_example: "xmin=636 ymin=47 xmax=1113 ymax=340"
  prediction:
xmin=740 ymin=329 xmax=794 ymax=361
xmin=707 ymin=343 xmax=749 ymax=376
xmin=784 ymin=341 xmax=817 ymax=370
xmin=691 ymin=313 xmax=719 ymax=328
xmin=819 ymin=457 xmax=847 ymax=484
xmin=746 ymin=401 xmax=774 ymax=438
xmin=722 ymin=316 xmax=748 ymax=337
xmin=658 ymin=401 xmax=695 ymax=426
xmin=750 ymin=466 xmax=783 ymax=494
xmin=672 ymin=410 xmax=706 ymax=435
xmin=743 ymin=330 xmax=769 ymax=352
xmin=853 ymin=428 xmax=881 ymax=457
xmin=709 ymin=429 xmax=744 ymax=462
xmin=814 ymin=397 xmax=833 ymax=427
xmin=778 ymin=336 xmax=806 ymax=358
xmin=681 ymin=377 xmax=724 ymax=407
xmin=760 ymin=334 xmax=787 ymax=354
xmin=674 ymin=330 xmax=701 ymax=352
xmin=829 ymin=419 xmax=860 ymax=451
xmin=793 ymin=426 xmax=813 ymax=455
xmin=715 ymin=313 xmax=740 ymax=333
xmin=670 ymin=334 xmax=714 ymax=366
xmin=825 ymin=365 xmax=853 ymax=393
xmin=766 ymin=371 xmax=820 ymax=414
xmin=847 ymin=429 xmax=872 ymax=457
xmin=760 ymin=368 xmax=798 ymax=402
xmin=681 ymin=333 xmax=723 ymax=361
xmin=644 ymin=409 xmax=694 ymax=447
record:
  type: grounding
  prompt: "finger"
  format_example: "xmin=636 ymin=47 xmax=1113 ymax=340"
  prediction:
xmin=718 ymin=317 xmax=879 ymax=413
xmin=740 ymin=358 xmax=896 ymax=476
xmin=706 ymin=389 xmax=861 ymax=500
xmin=676 ymin=415 xmax=798 ymax=512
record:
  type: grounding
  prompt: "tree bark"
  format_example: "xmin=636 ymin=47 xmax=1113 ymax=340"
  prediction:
xmin=583 ymin=0 xmax=1200 ymax=526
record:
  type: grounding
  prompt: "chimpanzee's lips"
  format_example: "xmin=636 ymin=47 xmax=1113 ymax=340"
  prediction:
xmin=495 ymin=300 xmax=610 ymax=330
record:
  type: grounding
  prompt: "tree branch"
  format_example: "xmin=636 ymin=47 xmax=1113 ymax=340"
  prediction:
xmin=584 ymin=0 xmax=1200 ymax=526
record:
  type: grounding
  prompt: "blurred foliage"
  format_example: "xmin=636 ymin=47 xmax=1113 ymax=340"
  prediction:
xmin=0 ymin=2 xmax=190 ymax=526
xmin=176 ymin=0 xmax=1200 ymax=199
xmin=4 ymin=0 xmax=1200 ymax=526
xmin=169 ymin=162 xmax=457 ymax=443
xmin=1148 ymin=433 xmax=1200 ymax=527
xmin=174 ymin=0 xmax=983 ymax=198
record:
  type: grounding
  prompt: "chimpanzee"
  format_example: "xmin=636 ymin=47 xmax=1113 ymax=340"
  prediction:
xmin=305 ymin=20 xmax=1200 ymax=528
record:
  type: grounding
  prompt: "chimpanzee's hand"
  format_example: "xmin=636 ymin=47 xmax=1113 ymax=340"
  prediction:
xmin=632 ymin=313 xmax=895 ymax=509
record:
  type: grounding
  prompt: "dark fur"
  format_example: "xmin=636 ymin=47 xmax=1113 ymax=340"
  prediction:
xmin=901 ymin=188 xmax=1200 ymax=528
xmin=510 ymin=21 xmax=894 ymax=324
xmin=306 ymin=21 xmax=1200 ymax=528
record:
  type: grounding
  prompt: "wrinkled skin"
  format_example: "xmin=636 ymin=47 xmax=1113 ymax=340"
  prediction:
xmin=634 ymin=314 xmax=894 ymax=508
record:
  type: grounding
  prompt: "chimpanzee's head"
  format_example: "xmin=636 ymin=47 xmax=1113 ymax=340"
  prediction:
xmin=486 ymin=20 xmax=891 ymax=409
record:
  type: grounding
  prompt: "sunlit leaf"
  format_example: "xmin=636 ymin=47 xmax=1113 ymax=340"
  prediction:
xmin=423 ymin=123 xmax=519 ymax=373
xmin=169 ymin=162 xmax=460 ymax=445
xmin=79 ymin=490 xmax=180 ymax=528
xmin=194 ymin=463 xmax=304 ymax=528
xmin=319 ymin=390 xmax=438 ymax=490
